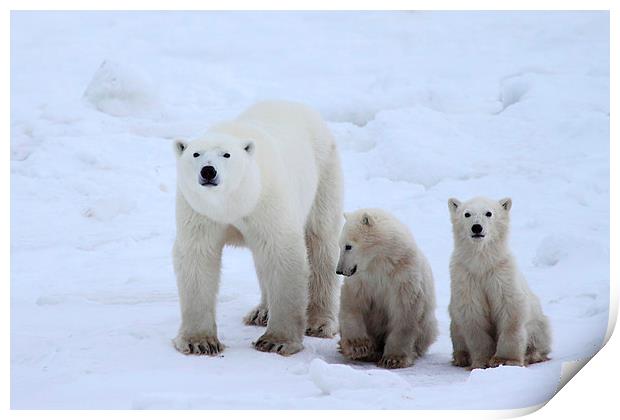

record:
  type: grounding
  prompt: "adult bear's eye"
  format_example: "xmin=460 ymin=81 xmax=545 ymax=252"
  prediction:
xmin=345 ymin=245 xmax=352 ymax=251
xmin=486 ymin=211 xmax=492 ymax=217
xmin=193 ymin=152 xmax=200 ymax=158
xmin=223 ymin=153 xmax=231 ymax=158
xmin=464 ymin=212 xmax=471 ymax=218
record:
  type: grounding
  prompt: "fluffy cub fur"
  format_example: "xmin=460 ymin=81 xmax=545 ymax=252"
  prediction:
xmin=337 ymin=209 xmax=438 ymax=369
xmin=448 ymin=196 xmax=551 ymax=369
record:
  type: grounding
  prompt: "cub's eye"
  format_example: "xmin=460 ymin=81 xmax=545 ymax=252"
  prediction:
xmin=345 ymin=245 xmax=352 ymax=251
xmin=193 ymin=152 xmax=200 ymax=158
xmin=223 ymin=153 xmax=231 ymax=158
xmin=486 ymin=211 xmax=492 ymax=217
xmin=464 ymin=212 xmax=471 ymax=218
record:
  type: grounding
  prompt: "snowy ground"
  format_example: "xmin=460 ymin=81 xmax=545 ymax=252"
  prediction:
xmin=10 ymin=11 xmax=609 ymax=409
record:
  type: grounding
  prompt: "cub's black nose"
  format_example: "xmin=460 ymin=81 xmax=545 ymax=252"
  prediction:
xmin=471 ymin=224 xmax=483 ymax=234
xmin=336 ymin=270 xmax=343 ymax=275
xmin=201 ymin=166 xmax=217 ymax=181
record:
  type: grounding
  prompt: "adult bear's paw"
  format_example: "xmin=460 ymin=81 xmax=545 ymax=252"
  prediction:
xmin=243 ymin=305 xmax=269 ymax=326
xmin=173 ymin=334 xmax=224 ymax=356
xmin=305 ymin=317 xmax=337 ymax=338
xmin=253 ymin=334 xmax=303 ymax=356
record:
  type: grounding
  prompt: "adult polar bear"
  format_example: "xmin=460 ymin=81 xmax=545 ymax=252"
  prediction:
xmin=172 ymin=101 xmax=343 ymax=356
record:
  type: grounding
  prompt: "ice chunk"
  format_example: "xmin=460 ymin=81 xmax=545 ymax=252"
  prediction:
xmin=309 ymin=358 xmax=412 ymax=396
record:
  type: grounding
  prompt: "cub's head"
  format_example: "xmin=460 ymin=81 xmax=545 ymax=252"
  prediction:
xmin=174 ymin=133 xmax=260 ymax=222
xmin=448 ymin=196 xmax=512 ymax=247
xmin=336 ymin=208 xmax=406 ymax=277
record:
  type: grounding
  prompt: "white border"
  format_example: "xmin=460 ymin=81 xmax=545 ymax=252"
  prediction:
xmin=1 ymin=0 xmax=617 ymax=11
xmin=3 ymin=1 xmax=616 ymax=418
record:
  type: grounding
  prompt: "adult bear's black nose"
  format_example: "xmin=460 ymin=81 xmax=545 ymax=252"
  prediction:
xmin=471 ymin=224 xmax=483 ymax=234
xmin=201 ymin=166 xmax=217 ymax=181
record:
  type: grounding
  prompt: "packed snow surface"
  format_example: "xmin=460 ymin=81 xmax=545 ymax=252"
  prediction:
xmin=10 ymin=11 xmax=609 ymax=409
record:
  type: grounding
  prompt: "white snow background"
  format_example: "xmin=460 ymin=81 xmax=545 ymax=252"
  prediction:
xmin=10 ymin=11 xmax=609 ymax=409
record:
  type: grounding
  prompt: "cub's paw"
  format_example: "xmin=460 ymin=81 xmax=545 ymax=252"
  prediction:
xmin=526 ymin=351 xmax=550 ymax=365
xmin=173 ymin=334 xmax=224 ymax=356
xmin=253 ymin=334 xmax=303 ymax=356
xmin=378 ymin=354 xmax=414 ymax=369
xmin=243 ymin=305 xmax=269 ymax=326
xmin=468 ymin=359 xmax=491 ymax=370
xmin=305 ymin=317 xmax=338 ymax=338
xmin=489 ymin=356 xmax=524 ymax=368
xmin=339 ymin=337 xmax=375 ymax=360
xmin=452 ymin=351 xmax=471 ymax=368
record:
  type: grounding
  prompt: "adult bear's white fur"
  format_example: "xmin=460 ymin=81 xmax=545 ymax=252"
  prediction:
xmin=337 ymin=209 xmax=438 ymax=369
xmin=448 ymin=196 xmax=551 ymax=369
xmin=172 ymin=101 xmax=343 ymax=356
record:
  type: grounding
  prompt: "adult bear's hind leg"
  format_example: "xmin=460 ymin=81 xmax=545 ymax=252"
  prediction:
xmin=243 ymin=256 xmax=269 ymax=326
xmin=305 ymin=152 xmax=343 ymax=338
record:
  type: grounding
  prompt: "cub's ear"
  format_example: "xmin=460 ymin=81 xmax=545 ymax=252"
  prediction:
xmin=361 ymin=212 xmax=374 ymax=227
xmin=244 ymin=141 xmax=255 ymax=156
xmin=448 ymin=198 xmax=461 ymax=214
xmin=174 ymin=139 xmax=187 ymax=158
xmin=499 ymin=197 xmax=512 ymax=212
xmin=343 ymin=212 xmax=349 ymax=221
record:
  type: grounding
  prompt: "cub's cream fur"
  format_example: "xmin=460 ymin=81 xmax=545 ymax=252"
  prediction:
xmin=173 ymin=101 xmax=343 ymax=356
xmin=337 ymin=209 xmax=438 ymax=369
xmin=448 ymin=196 xmax=551 ymax=369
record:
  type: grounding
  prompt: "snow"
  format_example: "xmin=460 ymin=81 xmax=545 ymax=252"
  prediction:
xmin=309 ymin=359 xmax=413 ymax=396
xmin=83 ymin=60 xmax=160 ymax=118
xmin=10 ymin=11 xmax=609 ymax=409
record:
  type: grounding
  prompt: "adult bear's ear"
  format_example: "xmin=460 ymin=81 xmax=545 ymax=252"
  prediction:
xmin=244 ymin=141 xmax=255 ymax=156
xmin=174 ymin=139 xmax=187 ymax=158
xmin=499 ymin=197 xmax=512 ymax=212
xmin=448 ymin=198 xmax=461 ymax=214
xmin=361 ymin=212 xmax=374 ymax=227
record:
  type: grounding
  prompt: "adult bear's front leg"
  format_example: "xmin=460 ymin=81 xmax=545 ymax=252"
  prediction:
xmin=172 ymin=209 xmax=227 ymax=356
xmin=252 ymin=233 xmax=309 ymax=356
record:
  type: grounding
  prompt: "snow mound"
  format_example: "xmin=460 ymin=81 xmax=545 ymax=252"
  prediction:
xmin=499 ymin=76 xmax=531 ymax=112
xmin=10 ymin=126 xmax=37 ymax=161
xmin=533 ymin=235 xmax=571 ymax=267
xmin=329 ymin=122 xmax=376 ymax=153
xmin=81 ymin=197 xmax=136 ymax=221
xmin=83 ymin=60 xmax=159 ymax=117
xmin=533 ymin=234 xmax=607 ymax=267
xmin=309 ymin=358 xmax=412 ymax=395
xmin=361 ymin=107 xmax=486 ymax=188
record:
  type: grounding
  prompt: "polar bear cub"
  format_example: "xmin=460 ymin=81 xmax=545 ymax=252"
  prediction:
xmin=172 ymin=101 xmax=343 ymax=356
xmin=448 ymin=197 xmax=551 ymax=369
xmin=337 ymin=209 xmax=438 ymax=369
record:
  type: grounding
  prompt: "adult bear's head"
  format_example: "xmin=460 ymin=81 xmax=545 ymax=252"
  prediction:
xmin=174 ymin=133 xmax=261 ymax=223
